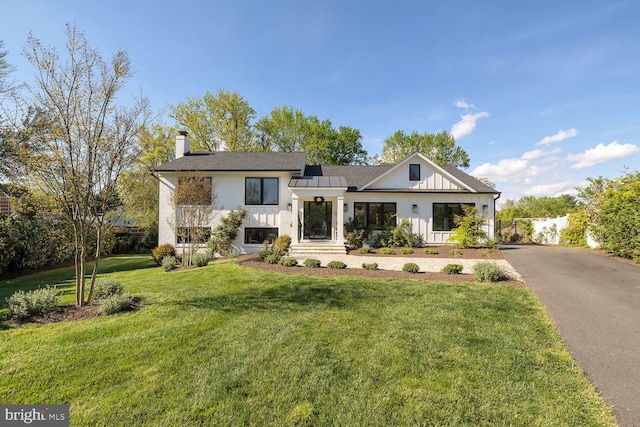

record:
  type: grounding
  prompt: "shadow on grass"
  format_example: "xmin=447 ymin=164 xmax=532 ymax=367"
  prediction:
xmin=173 ymin=281 xmax=379 ymax=313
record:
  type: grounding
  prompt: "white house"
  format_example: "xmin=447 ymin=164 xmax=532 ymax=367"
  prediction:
xmin=155 ymin=132 xmax=500 ymax=255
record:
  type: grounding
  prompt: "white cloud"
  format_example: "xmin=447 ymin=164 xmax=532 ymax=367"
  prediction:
xmin=524 ymin=181 xmax=578 ymax=197
xmin=451 ymin=111 xmax=489 ymax=139
xmin=568 ymin=141 xmax=640 ymax=169
xmin=521 ymin=148 xmax=561 ymax=160
xmin=470 ymin=158 xmax=529 ymax=183
xmin=535 ymin=128 xmax=578 ymax=146
xmin=454 ymin=99 xmax=474 ymax=110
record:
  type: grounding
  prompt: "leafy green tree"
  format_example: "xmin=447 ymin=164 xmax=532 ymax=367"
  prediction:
xmin=560 ymin=210 xmax=589 ymax=247
xmin=0 ymin=40 xmax=15 ymax=96
xmin=20 ymin=24 xmax=151 ymax=305
xmin=170 ymin=90 xmax=256 ymax=152
xmin=119 ymin=124 xmax=175 ymax=228
xmin=255 ymin=106 xmax=368 ymax=165
xmin=377 ymin=130 xmax=470 ymax=167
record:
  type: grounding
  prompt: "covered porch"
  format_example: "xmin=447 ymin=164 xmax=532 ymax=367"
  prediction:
xmin=288 ymin=176 xmax=348 ymax=255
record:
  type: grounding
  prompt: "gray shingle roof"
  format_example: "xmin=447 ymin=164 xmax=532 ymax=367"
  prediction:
xmin=441 ymin=166 xmax=498 ymax=193
xmin=154 ymin=151 xmax=306 ymax=172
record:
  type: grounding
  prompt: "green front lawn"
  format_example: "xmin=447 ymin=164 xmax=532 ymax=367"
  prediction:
xmin=0 ymin=256 xmax=615 ymax=426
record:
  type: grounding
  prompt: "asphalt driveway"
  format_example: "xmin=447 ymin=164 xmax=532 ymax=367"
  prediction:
xmin=503 ymin=245 xmax=640 ymax=426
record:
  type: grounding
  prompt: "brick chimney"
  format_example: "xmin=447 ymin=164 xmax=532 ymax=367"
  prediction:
xmin=176 ymin=131 xmax=190 ymax=158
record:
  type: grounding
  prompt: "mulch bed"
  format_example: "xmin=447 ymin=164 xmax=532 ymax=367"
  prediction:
xmin=350 ymin=246 xmax=505 ymax=260
xmin=237 ymin=251 xmax=524 ymax=286
xmin=7 ymin=299 xmax=142 ymax=326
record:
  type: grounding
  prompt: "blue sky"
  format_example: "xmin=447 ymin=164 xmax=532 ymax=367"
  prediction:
xmin=3 ymin=0 xmax=640 ymax=203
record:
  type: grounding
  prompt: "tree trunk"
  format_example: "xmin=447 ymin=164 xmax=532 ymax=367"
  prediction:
xmin=86 ymin=227 xmax=102 ymax=304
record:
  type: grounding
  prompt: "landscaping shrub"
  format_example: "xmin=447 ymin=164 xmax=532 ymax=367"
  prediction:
xmin=207 ymin=207 xmax=247 ymax=256
xmin=93 ymin=280 xmax=124 ymax=301
xmin=448 ymin=249 xmax=462 ymax=257
xmin=401 ymin=248 xmax=414 ymax=255
xmin=448 ymin=205 xmax=487 ymax=248
xmin=162 ymin=256 xmax=177 ymax=272
xmin=99 ymin=294 xmax=134 ymax=315
xmin=303 ymin=258 xmax=321 ymax=268
xmin=442 ymin=264 xmax=463 ymax=274
xmin=380 ymin=247 xmax=395 ymax=255
xmin=6 ymin=286 xmax=59 ymax=320
xmin=424 ymin=248 xmax=439 ymax=255
xmin=152 ymin=243 xmax=176 ymax=265
xmin=265 ymin=254 xmax=280 ymax=264
xmin=362 ymin=262 xmax=378 ymax=271
xmin=272 ymin=235 xmax=292 ymax=255
xmin=358 ymin=246 xmax=374 ymax=254
xmin=473 ymin=261 xmax=505 ymax=282
xmin=389 ymin=216 xmax=423 ymax=248
xmin=279 ymin=257 xmax=298 ymax=267
xmin=193 ymin=253 xmax=210 ymax=267
xmin=327 ymin=261 xmax=347 ymax=269
xmin=402 ymin=262 xmax=420 ymax=274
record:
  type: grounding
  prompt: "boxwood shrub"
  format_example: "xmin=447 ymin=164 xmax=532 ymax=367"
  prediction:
xmin=93 ymin=280 xmax=124 ymax=301
xmin=327 ymin=261 xmax=347 ymax=269
xmin=303 ymin=258 xmax=321 ymax=268
xmin=279 ymin=257 xmax=299 ymax=267
xmin=402 ymin=262 xmax=420 ymax=274
xmin=442 ymin=264 xmax=463 ymax=275
xmin=380 ymin=247 xmax=395 ymax=255
xmin=362 ymin=262 xmax=378 ymax=271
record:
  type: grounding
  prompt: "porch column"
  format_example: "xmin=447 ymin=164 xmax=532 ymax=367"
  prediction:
xmin=291 ymin=195 xmax=299 ymax=244
xmin=336 ymin=194 xmax=345 ymax=245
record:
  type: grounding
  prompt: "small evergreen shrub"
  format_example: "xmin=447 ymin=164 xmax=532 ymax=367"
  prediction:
xmin=152 ymin=243 xmax=176 ymax=265
xmin=448 ymin=249 xmax=462 ymax=257
xmin=362 ymin=262 xmax=378 ymax=270
xmin=402 ymin=262 xmax=420 ymax=274
xmin=279 ymin=257 xmax=298 ymax=267
xmin=162 ymin=256 xmax=177 ymax=272
xmin=93 ymin=280 xmax=124 ymax=301
xmin=99 ymin=294 xmax=134 ymax=315
xmin=6 ymin=286 xmax=59 ymax=320
xmin=380 ymin=247 xmax=395 ymax=255
xmin=303 ymin=258 xmax=321 ymax=268
xmin=442 ymin=264 xmax=463 ymax=274
xmin=359 ymin=246 xmax=374 ymax=254
xmin=265 ymin=254 xmax=280 ymax=264
xmin=424 ymin=248 xmax=439 ymax=255
xmin=272 ymin=235 xmax=292 ymax=255
xmin=473 ymin=261 xmax=505 ymax=282
xmin=258 ymin=248 xmax=271 ymax=261
xmin=327 ymin=261 xmax=347 ymax=269
xmin=401 ymin=248 xmax=414 ymax=255
xmin=193 ymin=253 xmax=210 ymax=267
xmin=207 ymin=207 xmax=247 ymax=256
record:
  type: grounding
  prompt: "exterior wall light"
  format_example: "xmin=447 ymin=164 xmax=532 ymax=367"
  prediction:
xmin=412 ymin=204 xmax=418 ymax=213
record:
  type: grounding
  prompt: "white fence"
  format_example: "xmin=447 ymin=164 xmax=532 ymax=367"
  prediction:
xmin=531 ymin=215 xmax=599 ymax=248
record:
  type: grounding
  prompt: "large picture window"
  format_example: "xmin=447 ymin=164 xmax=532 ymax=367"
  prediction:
xmin=245 ymin=178 xmax=279 ymax=205
xmin=353 ymin=202 xmax=396 ymax=230
xmin=433 ymin=203 xmax=474 ymax=231
xmin=245 ymin=228 xmax=279 ymax=244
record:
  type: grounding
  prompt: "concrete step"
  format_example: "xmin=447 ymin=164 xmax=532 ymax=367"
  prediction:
xmin=289 ymin=244 xmax=347 ymax=256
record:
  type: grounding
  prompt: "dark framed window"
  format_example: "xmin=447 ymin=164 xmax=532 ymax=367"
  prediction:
xmin=245 ymin=228 xmax=279 ymax=244
xmin=245 ymin=178 xmax=279 ymax=205
xmin=409 ymin=164 xmax=420 ymax=181
xmin=176 ymin=177 xmax=213 ymax=205
xmin=433 ymin=203 xmax=474 ymax=231
xmin=353 ymin=202 xmax=396 ymax=230
xmin=177 ymin=227 xmax=211 ymax=244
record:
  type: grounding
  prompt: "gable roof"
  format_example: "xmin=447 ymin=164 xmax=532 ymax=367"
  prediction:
xmin=154 ymin=151 xmax=306 ymax=172
xmin=304 ymin=154 xmax=497 ymax=194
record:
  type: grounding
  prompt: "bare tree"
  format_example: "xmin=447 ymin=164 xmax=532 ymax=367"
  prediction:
xmin=21 ymin=24 xmax=151 ymax=306
xmin=169 ymin=173 xmax=217 ymax=266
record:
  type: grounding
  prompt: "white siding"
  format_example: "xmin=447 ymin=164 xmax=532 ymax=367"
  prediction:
xmin=367 ymin=158 xmax=463 ymax=191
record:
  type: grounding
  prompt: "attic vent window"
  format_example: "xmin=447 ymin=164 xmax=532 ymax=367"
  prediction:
xmin=409 ymin=164 xmax=420 ymax=181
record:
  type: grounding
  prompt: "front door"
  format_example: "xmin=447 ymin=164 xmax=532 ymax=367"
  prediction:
xmin=303 ymin=201 xmax=332 ymax=240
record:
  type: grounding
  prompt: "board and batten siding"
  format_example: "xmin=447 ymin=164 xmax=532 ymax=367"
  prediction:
xmin=365 ymin=158 xmax=463 ymax=191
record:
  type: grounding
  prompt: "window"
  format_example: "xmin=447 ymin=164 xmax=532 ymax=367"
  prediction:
xmin=176 ymin=177 xmax=212 ymax=205
xmin=245 ymin=178 xmax=279 ymax=205
xmin=409 ymin=164 xmax=420 ymax=181
xmin=433 ymin=203 xmax=474 ymax=231
xmin=353 ymin=202 xmax=396 ymax=229
xmin=177 ymin=227 xmax=211 ymax=244
xmin=245 ymin=228 xmax=279 ymax=244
